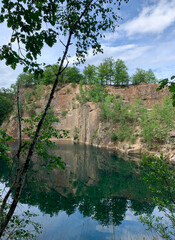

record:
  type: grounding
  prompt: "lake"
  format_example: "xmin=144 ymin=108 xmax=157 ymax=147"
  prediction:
xmin=0 ymin=143 xmax=161 ymax=240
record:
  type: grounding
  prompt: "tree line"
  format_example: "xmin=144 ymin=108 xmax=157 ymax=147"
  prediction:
xmin=10 ymin=57 xmax=158 ymax=89
xmin=0 ymin=58 xmax=158 ymax=125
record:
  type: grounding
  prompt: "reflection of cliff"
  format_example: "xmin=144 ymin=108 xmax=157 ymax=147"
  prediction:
xmin=31 ymin=144 xmax=101 ymax=196
xmin=29 ymin=144 xmax=146 ymax=199
xmin=0 ymin=144 xmax=155 ymax=226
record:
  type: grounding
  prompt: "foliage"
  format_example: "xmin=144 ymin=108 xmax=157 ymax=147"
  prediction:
xmin=145 ymin=69 xmax=158 ymax=83
xmin=83 ymin=64 xmax=97 ymax=84
xmin=13 ymin=59 xmax=159 ymax=89
xmin=41 ymin=64 xmax=64 ymax=85
xmin=141 ymin=76 xmax=175 ymax=239
xmin=17 ymin=72 xmax=40 ymax=87
xmin=33 ymin=85 xmax=45 ymax=100
xmin=97 ymin=57 xmax=114 ymax=85
xmin=61 ymin=110 xmax=68 ymax=118
xmin=0 ymin=0 xmax=130 ymax=237
xmin=0 ymin=0 xmax=129 ymax=73
xmin=100 ymin=94 xmax=175 ymax=146
xmin=64 ymin=66 xmax=83 ymax=84
xmin=100 ymin=94 xmax=115 ymax=120
xmin=0 ymin=87 xmax=14 ymax=100
xmin=132 ymin=68 xmax=157 ymax=85
xmin=22 ymin=109 xmax=69 ymax=170
xmin=0 ymin=129 xmax=13 ymax=162
xmin=157 ymin=75 xmax=175 ymax=106
xmin=73 ymin=127 xmax=79 ymax=141
xmin=114 ymin=59 xmax=129 ymax=85
xmin=0 ymin=133 xmax=42 ymax=239
xmin=110 ymin=131 xmax=118 ymax=141
xmin=0 ymin=94 xmax=13 ymax=125
xmin=77 ymin=82 xmax=175 ymax=146
xmin=0 ymin=208 xmax=42 ymax=240
xmin=100 ymin=94 xmax=137 ymax=142
xmin=0 ymin=146 xmax=155 ymax=229
xmin=140 ymin=154 xmax=175 ymax=240
xmin=141 ymin=96 xmax=175 ymax=147
xmin=16 ymin=65 xmax=83 ymax=87
xmin=96 ymin=58 xmax=130 ymax=85
xmin=76 ymin=82 xmax=109 ymax=104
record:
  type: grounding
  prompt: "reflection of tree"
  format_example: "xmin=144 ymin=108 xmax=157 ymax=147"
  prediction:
xmin=20 ymin=179 xmax=77 ymax=217
xmin=129 ymin=200 xmax=155 ymax=216
xmin=0 ymin=157 xmax=12 ymax=184
xmin=93 ymin=198 xmax=127 ymax=226
xmin=0 ymin=145 xmax=156 ymax=227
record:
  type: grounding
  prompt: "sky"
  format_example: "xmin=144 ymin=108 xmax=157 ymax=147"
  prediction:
xmin=0 ymin=0 xmax=175 ymax=88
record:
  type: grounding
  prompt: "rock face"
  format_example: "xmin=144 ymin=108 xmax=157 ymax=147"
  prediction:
xmin=4 ymin=83 xmax=175 ymax=162
xmin=107 ymin=83 xmax=169 ymax=107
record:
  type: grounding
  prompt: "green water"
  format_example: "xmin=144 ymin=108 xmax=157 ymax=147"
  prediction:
xmin=0 ymin=143 xmax=160 ymax=240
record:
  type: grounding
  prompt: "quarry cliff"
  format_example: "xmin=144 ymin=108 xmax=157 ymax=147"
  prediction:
xmin=3 ymin=83 xmax=175 ymax=162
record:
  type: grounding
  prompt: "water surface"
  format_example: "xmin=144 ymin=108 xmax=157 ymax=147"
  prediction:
xmin=0 ymin=143 xmax=161 ymax=240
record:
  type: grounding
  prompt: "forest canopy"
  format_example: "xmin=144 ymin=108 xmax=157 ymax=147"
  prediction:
xmin=11 ymin=58 xmax=158 ymax=89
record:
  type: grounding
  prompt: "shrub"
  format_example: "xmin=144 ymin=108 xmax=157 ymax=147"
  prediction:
xmin=110 ymin=131 xmax=118 ymax=141
xmin=141 ymin=96 xmax=175 ymax=147
xmin=61 ymin=110 xmax=68 ymax=118
xmin=73 ymin=127 xmax=79 ymax=140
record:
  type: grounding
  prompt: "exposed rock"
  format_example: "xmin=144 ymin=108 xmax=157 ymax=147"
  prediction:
xmin=3 ymin=83 xmax=174 ymax=160
xmin=127 ymin=148 xmax=142 ymax=155
xmin=169 ymin=130 xmax=175 ymax=137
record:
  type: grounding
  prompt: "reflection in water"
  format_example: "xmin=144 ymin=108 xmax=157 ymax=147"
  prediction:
xmin=0 ymin=143 xmax=160 ymax=239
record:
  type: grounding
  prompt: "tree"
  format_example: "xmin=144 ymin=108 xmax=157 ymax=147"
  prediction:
xmin=64 ymin=66 xmax=83 ymax=83
xmin=158 ymin=75 xmax=175 ymax=106
xmin=17 ymin=72 xmax=40 ymax=87
xmin=41 ymin=64 xmax=65 ymax=85
xmin=139 ymin=76 xmax=175 ymax=239
xmin=132 ymin=68 xmax=147 ymax=85
xmin=114 ymin=59 xmax=129 ymax=85
xmin=0 ymin=87 xmax=14 ymax=100
xmin=83 ymin=64 xmax=97 ymax=84
xmin=140 ymin=154 xmax=175 ymax=240
xmin=145 ymin=69 xmax=157 ymax=83
xmin=104 ymin=57 xmax=114 ymax=85
xmin=98 ymin=61 xmax=107 ymax=85
xmin=0 ymin=0 xmax=129 ymax=237
xmin=0 ymin=95 xmax=13 ymax=125
xmin=41 ymin=64 xmax=59 ymax=85
xmin=132 ymin=68 xmax=157 ymax=85
xmin=98 ymin=57 xmax=114 ymax=85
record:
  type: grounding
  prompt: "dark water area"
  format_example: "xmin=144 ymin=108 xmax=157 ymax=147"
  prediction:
xmin=0 ymin=143 xmax=161 ymax=239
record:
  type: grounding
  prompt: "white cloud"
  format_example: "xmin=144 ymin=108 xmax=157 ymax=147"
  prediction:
xmin=103 ymin=31 xmax=121 ymax=42
xmin=72 ymin=43 xmax=151 ymax=67
xmin=122 ymin=0 xmax=175 ymax=36
xmin=0 ymin=61 xmax=22 ymax=88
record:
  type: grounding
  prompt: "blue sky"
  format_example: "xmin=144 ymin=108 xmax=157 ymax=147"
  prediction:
xmin=0 ymin=0 xmax=175 ymax=88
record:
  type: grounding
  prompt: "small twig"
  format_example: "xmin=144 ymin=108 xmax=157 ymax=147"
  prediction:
xmin=60 ymin=39 xmax=66 ymax=47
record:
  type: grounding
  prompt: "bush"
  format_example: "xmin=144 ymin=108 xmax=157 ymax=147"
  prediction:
xmin=73 ymin=127 xmax=79 ymax=140
xmin=61 ymin=110 xmax=68 ymax=118
xmin=76 ymin=82 xmax=109 ymax=104
xmin=141 ymin=96 xmax=175 ymax=147
xmin=110 ymin=131 xmax=118 ymax=141
xmin=99 ymin=94 xmax=175 ymax=147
